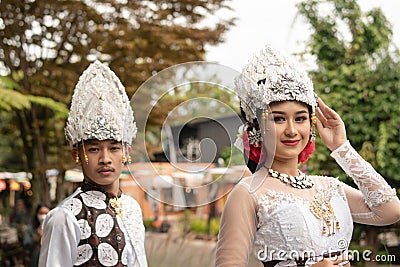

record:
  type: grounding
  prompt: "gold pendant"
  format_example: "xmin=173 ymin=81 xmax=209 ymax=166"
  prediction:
xmin=110 ymin=197 xmax=123 ymax=218
xmin=310 ymin=195 xmax=339 ymax=236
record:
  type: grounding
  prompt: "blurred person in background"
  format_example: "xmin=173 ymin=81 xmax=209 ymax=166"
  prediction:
xmin=23 ymin=203 xmax=51 ymax=266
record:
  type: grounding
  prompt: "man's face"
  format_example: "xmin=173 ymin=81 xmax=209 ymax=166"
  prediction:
xmin=78 ymin=139 xmax=126 ymax=192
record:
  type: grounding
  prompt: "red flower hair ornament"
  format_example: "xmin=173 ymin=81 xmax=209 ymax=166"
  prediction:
xmin=298 ymin=138 xmax=315 ymax=163
xmin=234 ymin=125 xmax=266 ymax=165
xmin=299 ymin=112 xmax=317 ymax=163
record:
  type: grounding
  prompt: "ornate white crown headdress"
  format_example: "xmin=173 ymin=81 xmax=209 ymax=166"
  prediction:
xmin=65 ymin=61 xmax=137 ymax=146
xmin=235 ymin=44 xmax=318 ymax=121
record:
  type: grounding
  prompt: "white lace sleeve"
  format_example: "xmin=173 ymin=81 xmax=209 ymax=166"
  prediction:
xmin=331 ymin=140 xmax=397 ymax=207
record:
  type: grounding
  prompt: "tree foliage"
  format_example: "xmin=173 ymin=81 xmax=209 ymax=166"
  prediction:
xmin=297 ymin=0 xmax=400 ymax=185
xmin=0 ymin=0 xmax=234 ymax=203
xmin=297 ymin=0 xmax=400 ymax=257
xmin=0 ymin=76 xmax=31 ymax=110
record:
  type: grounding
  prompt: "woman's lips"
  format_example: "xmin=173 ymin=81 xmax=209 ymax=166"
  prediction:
xmin=282 ymin=140 xmax=300 ymax=146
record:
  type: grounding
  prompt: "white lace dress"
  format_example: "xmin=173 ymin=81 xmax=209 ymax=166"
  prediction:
xmin=215 ymin=141 xmax=400 ymax=266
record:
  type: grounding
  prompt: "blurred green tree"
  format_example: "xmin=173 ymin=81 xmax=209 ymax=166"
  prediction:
xmin=297 ymin=0 xmax=400 ymax=262
xmin=0 ymin=0 xmax=234 ymax=204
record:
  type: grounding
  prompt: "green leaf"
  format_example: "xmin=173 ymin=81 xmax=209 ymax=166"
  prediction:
xmin=0 ymin=88 xmax=31 ymax=111
xmin=26 ymin=95 xmax=68 ymax=119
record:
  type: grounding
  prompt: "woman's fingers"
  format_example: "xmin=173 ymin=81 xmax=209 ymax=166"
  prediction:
xmin=315 ymin=116 xmax=325 ymax=132
xmin=317 ymin=99 xmax=345 ymax=129
xmin=316 ymin=108 xmax=327 ymax=128
xmin=318 ymin=98 xmax=340 ymax=120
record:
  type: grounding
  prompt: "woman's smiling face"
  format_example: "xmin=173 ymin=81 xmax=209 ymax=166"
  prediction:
xmin=269 ymin=101 xmax=311 ymax=162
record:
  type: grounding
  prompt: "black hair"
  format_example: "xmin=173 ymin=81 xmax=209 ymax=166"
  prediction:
xmin=240 ymin=106 xmax=265 ymax=174
xmin=32 ymin=202 xmax=52 ymax=229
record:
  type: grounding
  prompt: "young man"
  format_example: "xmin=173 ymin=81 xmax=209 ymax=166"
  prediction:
xmin=39 ymin=61 xmax=148 ymax=267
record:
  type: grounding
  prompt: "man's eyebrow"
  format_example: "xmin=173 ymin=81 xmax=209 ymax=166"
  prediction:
xmin=84 ymin=140 xmax=99 ymax=145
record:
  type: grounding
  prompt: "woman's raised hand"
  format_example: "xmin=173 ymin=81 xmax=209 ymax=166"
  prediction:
xmin=315 ymin=98 xmax=347 ymax=151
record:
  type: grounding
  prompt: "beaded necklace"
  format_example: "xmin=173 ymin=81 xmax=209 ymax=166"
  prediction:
xmin=267 ymin=168 xmax=314 ymax=189
xmin=265 ymin=168 xmax=340 ymax=236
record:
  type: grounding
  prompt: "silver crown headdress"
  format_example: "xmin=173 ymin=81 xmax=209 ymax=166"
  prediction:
xmin=235 ymin=44 xmax=317 ymax=121
xmin=65 ymin=61 xmax=137 ymax=146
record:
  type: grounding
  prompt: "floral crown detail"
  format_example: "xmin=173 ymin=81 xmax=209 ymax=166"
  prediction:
xmin=235 ymin=44 xmax=318 ymax=121
xmin=65 ymin=61 xmax=137 ymax=146
xmin=234 ymin=124 xmax=266 ymax=165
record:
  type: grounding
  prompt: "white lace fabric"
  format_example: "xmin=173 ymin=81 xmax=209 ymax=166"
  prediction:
xmin=253 ymin=177 xmax=353 ymax=263
xmin=330 ymin=141 xmax=397 ymax=207
xmin=215 ymin=142 xmax=400 ymax=267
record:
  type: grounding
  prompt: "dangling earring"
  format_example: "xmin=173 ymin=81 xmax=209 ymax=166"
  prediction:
xmin=310 ymin=113 xmax=317 ymax=143
xmin=261 ymin=109 xmax=269 ymax=135
xmin=128 ymin=155 xmax=132 ymax=164
xmin=75 ymin=153 xmax=80 ymax=164
xmin=82 ymin=141 xmax=89 ymax=165
xmin=121 ymin=144 xmax=128 ymax=166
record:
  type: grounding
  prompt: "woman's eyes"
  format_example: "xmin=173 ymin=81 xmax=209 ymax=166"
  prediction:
xmin=295 ymin=116 xmax=308 ymax=122
xmin=88 ymin=147 xmax=99 ymax=152
xmin=273 ymin=116 xmax=308 ymax=122
xmin=273 ymin=116 xmax=285 ymax=122
xmin=110 ymin=146 xmax=121 ymax=151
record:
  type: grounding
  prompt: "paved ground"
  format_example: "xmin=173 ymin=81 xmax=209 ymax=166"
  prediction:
xmin=145 ymin=231 xmax=262 ymax=267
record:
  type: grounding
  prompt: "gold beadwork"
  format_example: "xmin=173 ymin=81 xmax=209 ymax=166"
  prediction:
xmin=310 ymin=194 xmax=339 ymax=236
xmin=82 ymin=141 xmax=89 ymax=165
xmin=261 ymin=109 xmax=269 ymax=135
xmin=84 ymin=152 xmax=88 ymax=165
xmin=110 ymin=197 xmax=123 ymax=218
xmin=311 ymin=113 xmax=317 ymax=125
xmin=310 ymin=113 xmax=317 ymax=143
xmin=75 ymin=153 xmax=80 ymax=163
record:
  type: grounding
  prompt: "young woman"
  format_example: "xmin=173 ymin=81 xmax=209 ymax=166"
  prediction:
xmin=23 ymin=202 xmax=51 ymax=267
xmin=215 ymin=45 xmax=400 ymax=267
